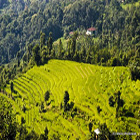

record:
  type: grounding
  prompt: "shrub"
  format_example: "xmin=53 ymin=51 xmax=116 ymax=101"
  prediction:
xmin=10 ymin=81 xmax=14 ymax=93
xmin=26 ymin=130 xmax=39 ymax=140
xmin=21 ymin=117 xmax=25 ymax=124
xmin=69 ymin=101 xmax=74 ymax=110
xmin=41 ymin=102 xmax=44 ymax=112
xmin=97 ymin=106 xmax=102 ymax=114
xmin=109 ymin=96 xmax=115 ymax=107
xmin=129 ymin=61 xmax=140 ymax=80
xmin=64 ymin=91 xmax=69 ymax=111
xmin=89 ymin=122 xmax=93 ymax=132
xmin=22 ymin=105 xmax=26 ymax=113
xmin=44 ymin=91 xmax=50 ymax=102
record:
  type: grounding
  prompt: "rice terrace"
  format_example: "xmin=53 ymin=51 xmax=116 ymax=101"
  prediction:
xmin=1 ymin=59 xmax=139 ymax=139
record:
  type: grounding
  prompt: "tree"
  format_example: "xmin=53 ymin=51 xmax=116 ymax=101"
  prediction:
xmin=129 ymin=61 xmax=140 ymax=80
xmin=17 ymin=124 xmax=28 ymax=140
xmin=73 ymin=51 xmax=79 ymax=61
xmin=44 ymin=91 xmax=50 ymax=102
xmin=50 ymin=48 xmax=56 ymax=58
xmin=70 ymin=32 xmax=78 ymax=58
xmin=16 ymin=52 xmax=20 ymax=67
xmin=80 ymin=45 xmax=86 ymax=62
xmin=39 ymin=126 xmax=49 ymax=140
xmin=89 ymin=122 xmax=93 ymax=133
xmin=0 ymin=0 xmax=9 ymax=9
xmin=110 ymin=57 xmax=121 ymax=66
xmin=26 ymin=130 xmax=39 ymax=140
xmin=99 ymin=123 xmax=111 ymax=140
xmin=47 ymin=32 xmax=53 ymax=55
xmin=21 ymin=117 xmax=25 ymax=124
xmin=64 ymin=91 xmax=69 ymax=111
xmin=39 ymin=134 xmax=45 ymax=140
xmin=114 ymin=91 xmax=121 ymax=118
xmin=10 ymin=81 xmax=14 ymax=93
xmin=41 ymin=49 xmax=48 ymax=64
xmin=58 ymin=39 xmax=63 ymax=58
xmin=0 ymin=96 xmax=17 ymax=139
xmin=32 ymin=44 xmax=41 ymax=66
xmin=44 ymin=126 xmax=49 ymax=140
xmin=97 ymin=106 xmax=102 ymax=114
xmin=40 ymin=102 xmax=44 ymax=112
xmin=22 ymin=104 xmax=26 ymax=113
xmin=108 ymin=96 xmax=115 ymax=107
xmin=40 ymin=32 xmax=46 ymax=49
xmin=66 ymin=39 xmax=71 ymax=59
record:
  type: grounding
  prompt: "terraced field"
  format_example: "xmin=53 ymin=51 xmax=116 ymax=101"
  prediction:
xmin=2 ymin=60 xmax=140 ymax=139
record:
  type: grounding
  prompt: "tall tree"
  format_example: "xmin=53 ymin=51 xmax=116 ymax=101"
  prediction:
xmin=64 ymin=91 xmax=69 ymax=111
xmin=10 ymin=81 xmax=14 ymax=94
xmin=40 ymin=32 xmax=46 ymax=49
xmin=47 ymin=32 xmax=53 ymax=55
xmin=32 ymin=44 xmax=41 ymax=66
xmin=58 ymin=39 xmax=63 ymax=58
xmin=44 ymin=91 xmax=50 ymax=102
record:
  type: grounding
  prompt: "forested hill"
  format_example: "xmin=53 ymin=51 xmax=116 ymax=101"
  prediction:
xmin=0 ymin=0 xmax=140 ymax=65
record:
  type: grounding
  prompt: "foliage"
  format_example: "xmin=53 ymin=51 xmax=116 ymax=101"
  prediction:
xmin=0 ymin=0 xmax=140 ymax=139
xmin=109 ymin=96 xmax=115 ymax=107
xmin=32 ymin=44 xmax=41 ymax=66
xmin=64 ymin=91 xmax=69 ymax=111
xmin=98 ymin=123 xmax=111 ymax=140
xmin=1 ymin=0 xmax=140 ymax=68
xmin=10 ymin=81 xmax=14 ymax=93
xmin=44 ymin=91 xmax=50 ymax=102
xmin=1 ymin=60 xmax=139 ymax=139
xmin=0 ymin=96 xmax=17 ymax=140
xmin=129 ymin=61 xmax=140 ymax=80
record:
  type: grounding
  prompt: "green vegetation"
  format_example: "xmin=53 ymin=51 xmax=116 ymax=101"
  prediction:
xmin=1 ymin=59 xmax=139 ymax=139
xmin=0 ymin=0 xmax=140 ymax=67
xmin=0 ymin=95 xmax=17 ymax=139
xmin=121 ymin=0 xmax=140 ymax=10
xmin=0 ymin=0 xmax=140 ymax=139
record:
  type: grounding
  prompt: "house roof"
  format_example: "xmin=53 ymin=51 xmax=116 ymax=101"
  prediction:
xmin=94 ymin=128 xmax=100 ymax=135
xmin=87 ymin=27 xmax=96 ymax=31
xmin=69 ymin=31 xmax=74 ymax=35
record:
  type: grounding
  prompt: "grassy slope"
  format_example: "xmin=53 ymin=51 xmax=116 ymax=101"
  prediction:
xmin=3 ymin=60 xmax=140 ymax=139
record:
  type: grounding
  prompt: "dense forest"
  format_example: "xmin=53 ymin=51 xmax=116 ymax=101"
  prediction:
xmin=0 ymin=0 xmax=140 ymax=65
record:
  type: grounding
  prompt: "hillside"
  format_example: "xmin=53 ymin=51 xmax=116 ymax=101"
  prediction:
xmin=0 ymin=0 xmax=140 ymax=66
xmin=1 ymin=59 xmax=139 ymax=139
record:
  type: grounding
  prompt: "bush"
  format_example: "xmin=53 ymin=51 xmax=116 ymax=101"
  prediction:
xmin=21 ymin=117 xmax=25 ymax=124
xmin=89 ymin=122 xmax=93 ymax=132
xmin=109 ymin=96 xmax=115 ymax=107
xmin=129 ymin=61 xmax=140 ymax=80
xmin=97 ymin=106 xmax=102 ymax=114
xmin=26 ymin=130 xmax=39 ymax=140
xmin=125 ymin=111 xmax=134 ymax=117
xmin=64 ymin=91 xmax=69 ymax=111
xmin=44 ymin=91 xmax=50 ymax=102
xmin=22 ymin=105 xmax=26 ymax=113
xmin=69 ymin=101 xmax=74 ymax=110
xmin=41 ymin=102 xmax=44 ymax=112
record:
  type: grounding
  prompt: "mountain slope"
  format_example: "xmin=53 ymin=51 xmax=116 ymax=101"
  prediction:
xmin=0 ymin=0 xmax=140 ymax=67
xmin=2 ymin=59 xmax=140 ymax=139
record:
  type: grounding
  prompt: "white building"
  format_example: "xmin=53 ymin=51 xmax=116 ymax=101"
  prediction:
xmin=86 ymin=27 xmax=97 ymax=36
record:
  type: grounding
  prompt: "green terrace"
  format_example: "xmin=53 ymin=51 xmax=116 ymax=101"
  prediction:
xmin=1 ymin=59 xmax=139 ymax=139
